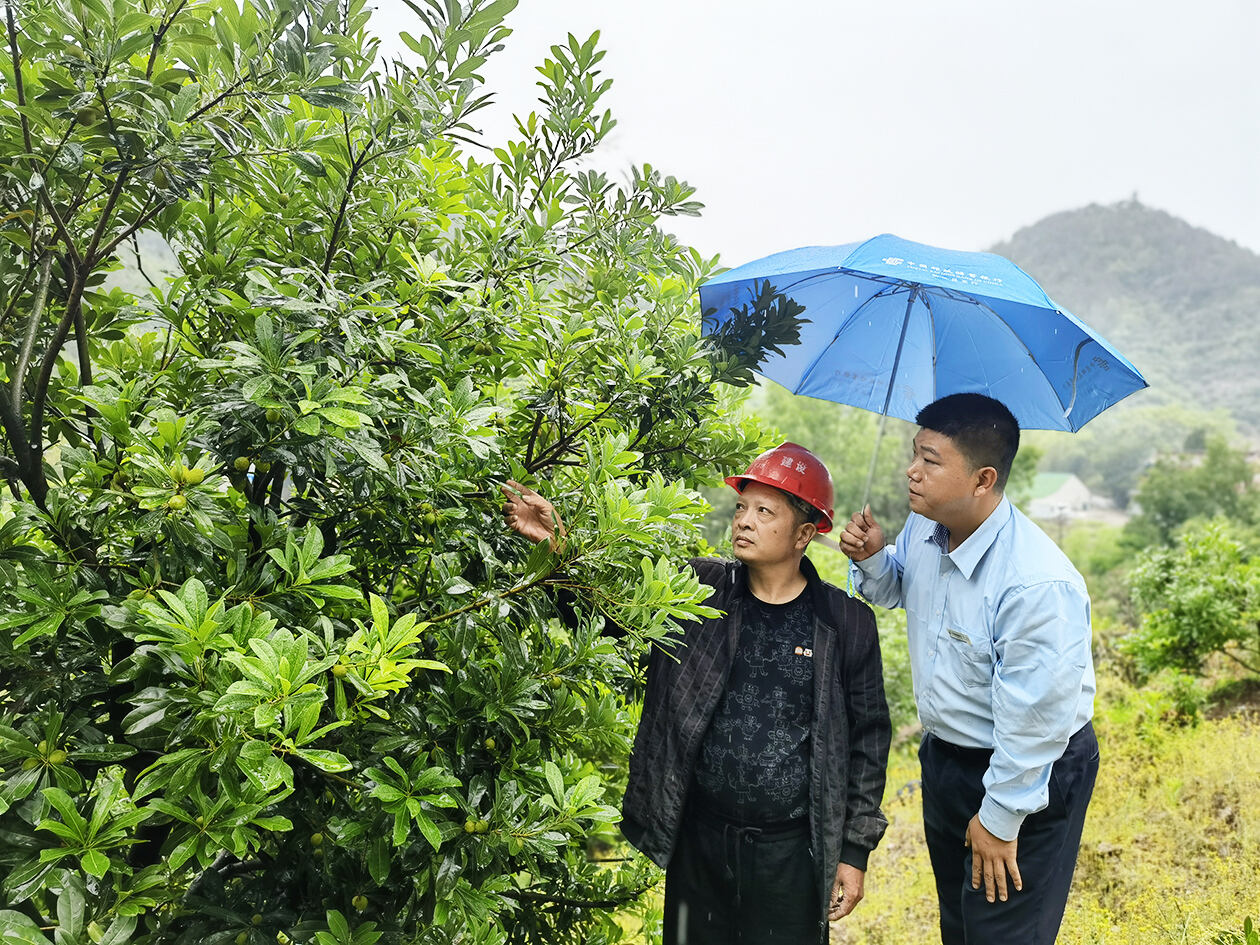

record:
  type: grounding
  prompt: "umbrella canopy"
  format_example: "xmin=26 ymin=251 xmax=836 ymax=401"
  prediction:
xmin=699 ymin=234 xmax=1148 ymax=433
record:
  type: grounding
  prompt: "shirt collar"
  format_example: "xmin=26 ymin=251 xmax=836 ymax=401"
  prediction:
xmin=922 ymin=497 xmax=1013 ymax=580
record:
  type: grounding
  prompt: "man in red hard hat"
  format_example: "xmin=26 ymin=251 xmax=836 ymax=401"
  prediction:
xmin=503 ymin=443 xmax=891 ymax=945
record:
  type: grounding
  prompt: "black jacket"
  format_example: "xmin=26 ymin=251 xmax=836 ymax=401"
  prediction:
xmin=620 ymin=555 xmax=891 ymax=927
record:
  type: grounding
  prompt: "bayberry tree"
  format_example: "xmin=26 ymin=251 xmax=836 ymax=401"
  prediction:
xmin=0 ymin=1 xmax=792 ymax=942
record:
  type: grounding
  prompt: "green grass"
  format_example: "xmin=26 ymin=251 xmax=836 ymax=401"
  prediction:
xmin=830 ymin=670 xmax=1260 ymax=944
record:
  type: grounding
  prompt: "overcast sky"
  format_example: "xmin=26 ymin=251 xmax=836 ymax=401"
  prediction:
xmin=371 ymin=0 xmax=1260 ymax=268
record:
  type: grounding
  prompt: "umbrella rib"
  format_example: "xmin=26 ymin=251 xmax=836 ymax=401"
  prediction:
xmin=792 ymin=281 xmax=910 ymax=393
xmin=936 ymin=289 xmax=1072 ymax=417
xmin=1063 ymin=338 xmax=1090 ymax=420
xmin=921 ymin=292 xmax=939 ymax=404
xmin=878 ymin=286 xmax=919 ymax=416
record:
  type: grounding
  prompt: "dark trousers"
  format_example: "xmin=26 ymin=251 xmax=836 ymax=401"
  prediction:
xmin=920 ymin=722 xmax=1099 ymax=945
xmin=662 ymin=806 xmax=822 ymax=945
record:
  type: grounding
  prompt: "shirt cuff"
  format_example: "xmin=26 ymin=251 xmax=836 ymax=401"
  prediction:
xmin=839 ymin=840 xmax=871 ymax=872
xmin=977 ymin=795 xmax=1025 ymax=842
xmin=852 ymin=548 xmax=887 ymax=578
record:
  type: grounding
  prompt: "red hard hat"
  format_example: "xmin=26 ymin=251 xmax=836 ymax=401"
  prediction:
xmin=724 ymin=442 xmax=835 ymax=533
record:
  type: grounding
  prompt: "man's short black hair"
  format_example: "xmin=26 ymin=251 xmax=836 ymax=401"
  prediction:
xmin=915 ymin=393 xmax=1020 ymax=491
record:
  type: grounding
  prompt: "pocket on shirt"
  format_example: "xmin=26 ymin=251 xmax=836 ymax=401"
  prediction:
xmin=946 ymin=630 xmax=993 ymax=688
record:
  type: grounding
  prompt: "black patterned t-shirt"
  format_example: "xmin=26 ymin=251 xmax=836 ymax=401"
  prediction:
xmin=692 ymin=592 xmax=815 ymax=824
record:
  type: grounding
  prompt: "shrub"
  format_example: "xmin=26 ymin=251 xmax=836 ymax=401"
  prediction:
xmin=1125 ymin=521 xmax=1260 ymax=679
xmin=0 ymin=2 xmax=791 ymax=941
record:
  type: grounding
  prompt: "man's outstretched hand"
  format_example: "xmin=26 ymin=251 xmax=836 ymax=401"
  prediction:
xmin=501 ymin=480 xmax=565 ymax=549
xmin=838 ymin=505 xmax=884 ymax=562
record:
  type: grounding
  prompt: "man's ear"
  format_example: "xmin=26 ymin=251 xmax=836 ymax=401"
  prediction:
xmin=795 ymin=521 xmax=818 ymax=550
xmin=974 ymin=465 xmax=999 ymax=496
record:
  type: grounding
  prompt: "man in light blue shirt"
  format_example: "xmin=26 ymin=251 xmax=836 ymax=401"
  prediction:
xmin=839 ymin=393 xmax=1098 ymax=945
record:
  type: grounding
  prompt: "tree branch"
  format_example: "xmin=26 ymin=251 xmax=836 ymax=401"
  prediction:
xmin=500 ymin=887 xmax=643 ymax=910
xmin=321 ymin=122 xmax=369 ymax=277
xmin=1220 ymin=646 xmax=1260 ymax=676
xmin=145 ymin=0 xmax=188 ymax=79
xmin=27 ymin=278 xmax=88 ymax=508
xmin=4 ymin=0 xmax=33 ymax=154
xmin=2 ymin=253 xmax=53 ymax=487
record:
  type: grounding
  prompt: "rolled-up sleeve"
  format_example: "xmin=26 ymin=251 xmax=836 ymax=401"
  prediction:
xmin=979 ymin=580 xmax=1092 ymax=840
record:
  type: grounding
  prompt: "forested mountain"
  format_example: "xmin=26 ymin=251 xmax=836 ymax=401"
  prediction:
xmin=989 ymin=199 xmax=1260 ymax=433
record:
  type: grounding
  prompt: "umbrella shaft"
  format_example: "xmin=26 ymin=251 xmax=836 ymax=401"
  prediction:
xmin=861 ymin=410 xmax=890 ymax=510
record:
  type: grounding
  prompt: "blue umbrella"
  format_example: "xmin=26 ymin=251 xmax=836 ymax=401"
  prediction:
xmin=699 ymin=233 xmax=1149 ymax=501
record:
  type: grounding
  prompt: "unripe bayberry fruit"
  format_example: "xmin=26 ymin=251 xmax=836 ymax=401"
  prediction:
xmin=475 ymin=820 xmax=489 ymax=834
xmin=265 ymin=409 xmax=281 ymax=423
xmin=21 ymin=758 xmax=38 ymax=771
xmin=331 ymin=663 xmax=348 ymax=678
xmin=251 ymin=914 xmax=263 ymax=926
xmin=36 ymin=740 xmax=46 ymax=754
xmin=422 ymin=512 xmax=436 ymax=527
xmin=152 ymin=166 xmax=170 ymax=188
xmin=184 ymin=466 xmax=205 ymax=485
xmin=48 ymin=749 xmax=67 ymax=765
xmin=256 ymin=461 xmax=271 ymax=473
xmin=234 ymin=456 xmax=251 ymax=472
xmin=75 ymin=106 xmax=101 ymax=125
xmin=235 ymin=933 xmax=248 ymax=945
xmin=310 ymin=832 xmax=324 ymax=847
xmin=167 ymin=494 xmax=187 ymax=511
xmin=483 ymin=737 xmax=495 ymax=751
xmin=463 ymin=819 xmax=477 ymax=834
xmin=547 ymin=676 xmax=562 ymax=690
xmin=352 ymin=895 xmax=368 ymax=911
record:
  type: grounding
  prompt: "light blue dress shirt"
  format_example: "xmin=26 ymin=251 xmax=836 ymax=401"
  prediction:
xmin=851 ymin=497 xmax=1095 ymax=841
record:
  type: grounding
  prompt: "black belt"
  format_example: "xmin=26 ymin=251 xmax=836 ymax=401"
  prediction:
xmin=925 ymin=732 xmax=993 ymax=761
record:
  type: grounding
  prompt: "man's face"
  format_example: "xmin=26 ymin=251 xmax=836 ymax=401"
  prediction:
xmin=906 ymin=428 xmax=982 ymax=526
xmin=730 ymin=481 xmax=812 ymax=566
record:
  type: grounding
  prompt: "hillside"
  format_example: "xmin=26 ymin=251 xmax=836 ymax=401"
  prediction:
xmin=989 ymin=200 xmax=1260 ymax=433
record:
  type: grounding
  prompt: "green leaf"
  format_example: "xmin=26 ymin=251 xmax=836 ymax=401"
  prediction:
xmin=289 ymin=152 xmax=327 ymax=179
xmin=315 ymin=406 xmax=362 ymax=428
xmin=367 ymin=836 xmax=390 ymax=885
xmin=543 ymin=761 xmax=565 ymax=807
xmin=14 ymin=614 xmax=65 ymax=647
xmin=326 ymin=909 xmax=350 ymax=940
xmin=291 ymin=748 xmax=351 ymax=772
xmin=0 ymin=910 xmax=53 ymax=944
xmin=96 ymin=915 xmax=137 ymax=945
xmin=295 ymin=415 xmax=322 ymax=436
xmin=236 ymin=742 xmax=292 ymax=793
xmin=413 ymin=811 xmax=442 ymax=851
xmin=80 ymin=848 xmax=110 ymax=878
